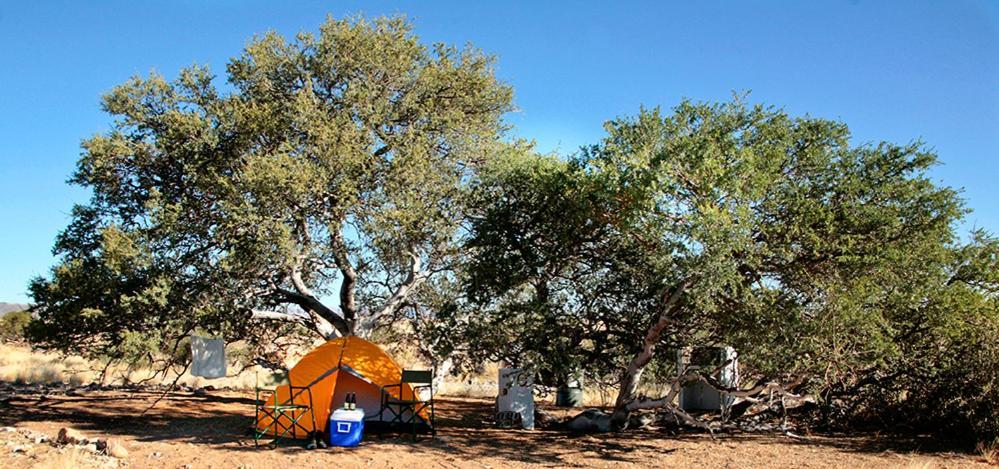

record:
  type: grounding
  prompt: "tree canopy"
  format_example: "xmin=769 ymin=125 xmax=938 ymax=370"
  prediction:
xmin=29 ymin=15 xmax=512 ymax=363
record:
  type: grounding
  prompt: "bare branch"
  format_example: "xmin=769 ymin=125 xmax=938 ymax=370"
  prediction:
xmin=365 ymin=250 xmax=430 ymax=329
xmin=250 ymin=308 xmax=308 ymax=323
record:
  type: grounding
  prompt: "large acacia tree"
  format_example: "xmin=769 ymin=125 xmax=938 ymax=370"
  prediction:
xmin=446 ymin=98 xmax=997 ymax=436
xmin=29 ymin=16 xmax=513 ymax=362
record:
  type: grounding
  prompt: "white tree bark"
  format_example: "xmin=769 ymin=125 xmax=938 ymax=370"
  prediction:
xmin=251 ymin=308 xmax=338 ymax=339
xmin=611 ymin=280 xmax=689 ymax=428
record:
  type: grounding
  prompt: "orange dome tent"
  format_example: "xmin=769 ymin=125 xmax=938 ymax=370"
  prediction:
xmin=256 ymin=336 xmax=428 ymax=436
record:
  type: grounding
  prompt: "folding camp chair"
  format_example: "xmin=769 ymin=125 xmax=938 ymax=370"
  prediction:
xmin=254 ymin=383 xmax=318 ymax=448
xmin=379 ymin=369 xmax=436 ymax=440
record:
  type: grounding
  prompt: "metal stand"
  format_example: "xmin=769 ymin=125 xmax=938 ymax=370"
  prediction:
xmin=254 ymin=384 xmax=317 ymax=448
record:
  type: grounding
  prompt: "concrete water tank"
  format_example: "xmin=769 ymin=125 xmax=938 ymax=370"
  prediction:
xmin=496 ymin=368 xmax=534 ymax=430
xmin=677 ymin=346 xmax=738 ymax=412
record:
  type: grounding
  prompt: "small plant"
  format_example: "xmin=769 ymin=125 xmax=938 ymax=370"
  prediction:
xmin=978 ymin=439 xmax=999 ymax=465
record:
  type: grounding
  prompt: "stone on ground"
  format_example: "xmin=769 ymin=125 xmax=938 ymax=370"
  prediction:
xmin=56 ymin=427 xmax=89 ymax=445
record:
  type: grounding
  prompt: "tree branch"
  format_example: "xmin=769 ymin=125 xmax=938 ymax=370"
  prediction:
xmin=363 ymin=250 xmax=430 ymax=332
xmin=269 ymin=289 xmax=348 ymax=338
xmin=250 ymin=308 xmax=337 ymax=339
xmin=330 ymin=228 xmax=358 ymax=328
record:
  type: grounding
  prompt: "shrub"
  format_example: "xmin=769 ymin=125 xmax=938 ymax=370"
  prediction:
xmin=0 ymin=310 xmax=31 ymax=342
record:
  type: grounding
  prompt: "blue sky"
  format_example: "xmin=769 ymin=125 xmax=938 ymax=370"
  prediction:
xmin=1 ymin=1 xmax=997 ymax=303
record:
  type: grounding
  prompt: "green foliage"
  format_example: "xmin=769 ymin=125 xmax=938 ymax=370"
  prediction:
xmin=839 ymin=231 xmax=999 ymax=440
xmin=0 ymin=311 xmax=32 ymax=342
xmin=429 ymin=148 xmax=661 ymax=384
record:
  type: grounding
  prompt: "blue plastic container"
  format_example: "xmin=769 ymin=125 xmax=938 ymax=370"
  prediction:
xmin=328 ymin=408 xmax=365 ymax=447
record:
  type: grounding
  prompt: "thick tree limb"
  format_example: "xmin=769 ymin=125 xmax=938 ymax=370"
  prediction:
xmin=250 ymin=308 xmax=309 ymax=324
xmin=615 ymin=280 xmax=689 ymax=408
xmin=330 ymin=228 xmax=358 ymax=327
xmin=250 ymin=308 xmax=337 ymax=338
xmin=272 ymin=289 xmax=348 ymax=337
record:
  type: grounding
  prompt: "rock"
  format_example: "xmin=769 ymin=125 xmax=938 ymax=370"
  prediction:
xmin=95 ymin=439 xmax=108 ymax=452
xmin=0 ymin=426 xmax=15 ymax=432
xmin=66 ymin=388 xmax=82 ymax=397
xmin=11 ymin=445 xmax=29 ymax=453
xmin=565 ymin=409 xmax=613 ymax=432
xmin=193 ymin=388 xmax=207 ymax=397
xmin=80 ymin=443 xmax=99 ymax=454
xmin=57 ymin=427 xmax=89 ymax=445
xmin=106 ymin=439 xmax=128 ymax=458
xmin=33 ymin=435 xmax=46 ymax=444
xmin=629 ymin=412 xmax=655 ymax=429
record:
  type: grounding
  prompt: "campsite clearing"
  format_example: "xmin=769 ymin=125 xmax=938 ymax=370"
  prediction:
xmin=0 ymin=386 xmax=986 ymax=468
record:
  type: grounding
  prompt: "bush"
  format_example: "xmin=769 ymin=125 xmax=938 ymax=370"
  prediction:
xmin=0 ymin=310 xmax=31 ymax=342
xmin=857 ymin=308 xmax=999 ymax=443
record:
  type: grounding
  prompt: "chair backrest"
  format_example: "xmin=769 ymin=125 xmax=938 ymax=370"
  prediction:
xmin=255 ymin=370 xmax=289 ymax=390
xmin=401 ymin=370 xmax=433 ymax=385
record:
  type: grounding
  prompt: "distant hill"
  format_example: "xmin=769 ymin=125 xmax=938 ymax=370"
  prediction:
xmin=0 ymin=303 xmax=30 ymax=316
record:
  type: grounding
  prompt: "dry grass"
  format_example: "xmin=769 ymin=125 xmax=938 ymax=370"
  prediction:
xmin=33 ymin=448 xmax=94 ymax=469
xmin=0 ymin=343 xmax=272 ymax=390
xmin=900 ymin=462 xmax=937 ymax=469
xmin=0 ymin=341 xmax=496 ymax=394
xmin=438 ymin=361 xmax=618 ymax=406
xmin=2 ymin=339 xmax=613 ymax=407
xmin=0 ymin=344 xmax=91 ymax=386
xmin=978 ymin=439 xmax=999 ymax=465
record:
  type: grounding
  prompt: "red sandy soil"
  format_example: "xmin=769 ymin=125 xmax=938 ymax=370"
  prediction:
xmin=0 ymin=387 xmax=989 ymax=468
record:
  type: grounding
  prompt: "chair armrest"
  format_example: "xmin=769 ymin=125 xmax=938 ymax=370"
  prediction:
xmin=381 ymin=384 xmax=402 ymax=403
xmin=409 ymin=383 xmax=434 ymax=401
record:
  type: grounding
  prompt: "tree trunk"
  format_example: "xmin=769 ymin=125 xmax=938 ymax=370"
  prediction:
xmin=432 ymin=357 xmax=454 ymax=395
xmin=610 ymin=280 xmax=688 ymax=429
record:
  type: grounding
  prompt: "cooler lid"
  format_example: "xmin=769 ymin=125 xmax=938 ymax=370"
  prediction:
xmin=330 ymin=408 xmax=365 ymax=421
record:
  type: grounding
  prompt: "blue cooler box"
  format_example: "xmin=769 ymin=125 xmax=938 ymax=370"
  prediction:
xmin=328 ymin=408 xmax=365 ymax=447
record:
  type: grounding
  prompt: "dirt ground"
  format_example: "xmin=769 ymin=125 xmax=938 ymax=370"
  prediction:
xmin=0 ymin=386 xmax=988 ymax=468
